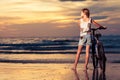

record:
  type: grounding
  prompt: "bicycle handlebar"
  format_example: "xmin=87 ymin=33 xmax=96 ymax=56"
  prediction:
xmin=91 ymin=26 xmax=107 ymax=31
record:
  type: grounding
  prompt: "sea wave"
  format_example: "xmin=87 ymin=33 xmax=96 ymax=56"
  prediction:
xmin=0 ymin=36 xmax=120 ymax=54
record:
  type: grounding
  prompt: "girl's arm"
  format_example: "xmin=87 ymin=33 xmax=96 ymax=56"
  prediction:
xmin=92 ymin=19 xmax=104 ymax=28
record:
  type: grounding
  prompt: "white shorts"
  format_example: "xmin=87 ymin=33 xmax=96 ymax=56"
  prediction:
xmin=78 ymin=34 xmax=91 ymax=46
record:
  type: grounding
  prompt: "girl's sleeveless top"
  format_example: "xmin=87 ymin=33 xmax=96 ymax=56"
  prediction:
xmin=80 ymin=18 xmax=92 ymax=36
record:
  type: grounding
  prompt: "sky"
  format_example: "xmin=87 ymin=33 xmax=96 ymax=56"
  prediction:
xmin=0 ymin=0 xmax=120 ymax=37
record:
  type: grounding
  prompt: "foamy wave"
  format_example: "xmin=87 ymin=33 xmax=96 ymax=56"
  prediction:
xmin=0 ymin=36 xmax=120 ymax=54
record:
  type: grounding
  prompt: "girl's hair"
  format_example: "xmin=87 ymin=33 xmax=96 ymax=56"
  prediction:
xmin=81 ymin=8 xmax=90 ymax=18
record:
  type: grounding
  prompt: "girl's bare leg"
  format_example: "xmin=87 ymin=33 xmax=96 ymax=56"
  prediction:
xmin=85 ymin=45 xmax=90 ymax=70
xmin=72 ymin=45 xmax=83 ymax=70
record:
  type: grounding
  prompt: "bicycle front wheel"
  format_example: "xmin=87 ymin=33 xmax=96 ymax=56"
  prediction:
xmin=97 ymin=42 xmax=107 ymax=72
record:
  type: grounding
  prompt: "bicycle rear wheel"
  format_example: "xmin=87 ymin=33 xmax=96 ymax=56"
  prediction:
xmin=91 ymin=43 xmax=98 ymax=68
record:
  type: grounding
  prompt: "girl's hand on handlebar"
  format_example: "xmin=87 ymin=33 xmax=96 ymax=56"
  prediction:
xmin=99 ymin=26 xmax=107 ymax=30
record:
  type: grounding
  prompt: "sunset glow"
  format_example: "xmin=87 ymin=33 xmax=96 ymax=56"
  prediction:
xmin=0 ymin=0 xmax=120 ymax=37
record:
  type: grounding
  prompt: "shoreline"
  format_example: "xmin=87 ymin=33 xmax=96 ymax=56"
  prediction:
xmin=0 ymin=53 xmax=119 ymax=80
xmin=0 ymin=53 xmax=119 ymax=64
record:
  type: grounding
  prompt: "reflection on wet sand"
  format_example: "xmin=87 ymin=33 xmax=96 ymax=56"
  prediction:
xmin=72 ymin=68 xmax=106 ymax=80
xmin=92 ymin=68 xmax=106 ymax=80
xmin=72 ymin=69 xmax=89 ymax=80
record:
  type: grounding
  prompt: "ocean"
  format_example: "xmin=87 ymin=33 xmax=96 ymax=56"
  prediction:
xmin=0 ymin=35 xmax=120 ymax=54
xmin=0 ymin=35 xmax=120 ymax=63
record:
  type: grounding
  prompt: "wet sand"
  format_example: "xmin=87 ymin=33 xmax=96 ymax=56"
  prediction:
xmin=0 ymin=63 xmax=120 ymax=80
xmin=0 ymin=54 xmax=119 ymax=63
xmin=0 ymin=54 xmax=120 ymax=80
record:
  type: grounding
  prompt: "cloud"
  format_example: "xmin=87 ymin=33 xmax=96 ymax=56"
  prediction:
xmin=10 ymin=0 xmax=63 ymax=12
xmin=0 ymin=0 xmax=120 ymax=37
xmin=0 ymin=16 xmax=21 ymax=20
xmin=92 ymin=16 xmax=108 ymax=20
xmin=59 ymin=0 xmax=105 ymax=2
xmin=59 ymin=0 xmax=86 ymax=1
xmin=0 ymin=22 xmax=18 ymax=33
xmin=0 ymin=21 xmax=78 ymax=37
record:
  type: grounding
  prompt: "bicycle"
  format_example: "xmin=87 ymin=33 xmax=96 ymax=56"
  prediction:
xmin=91 ymin=27 xmax=107 ymax=72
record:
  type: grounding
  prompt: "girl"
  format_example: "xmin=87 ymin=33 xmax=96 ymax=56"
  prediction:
xmin=72 ymin=8 xmax=105 ymax=70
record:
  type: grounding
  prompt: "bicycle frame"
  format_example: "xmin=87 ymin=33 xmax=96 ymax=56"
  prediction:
xmin=91 ymin=28 xmax=98 ymax=68
xmin=91 ymin=28 xmax=106 ymax=72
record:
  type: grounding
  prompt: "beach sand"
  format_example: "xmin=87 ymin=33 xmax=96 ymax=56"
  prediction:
xmin=0 ymin=63 xmax=120 ymax=80
xmin=0 ymin=54 xmax=120 ymax=80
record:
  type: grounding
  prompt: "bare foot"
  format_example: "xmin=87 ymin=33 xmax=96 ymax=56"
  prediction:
xmin=71 ymin=67 xmax=76 ymax=70
xmin=83 ymin=66 xmax=88 ymax=71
